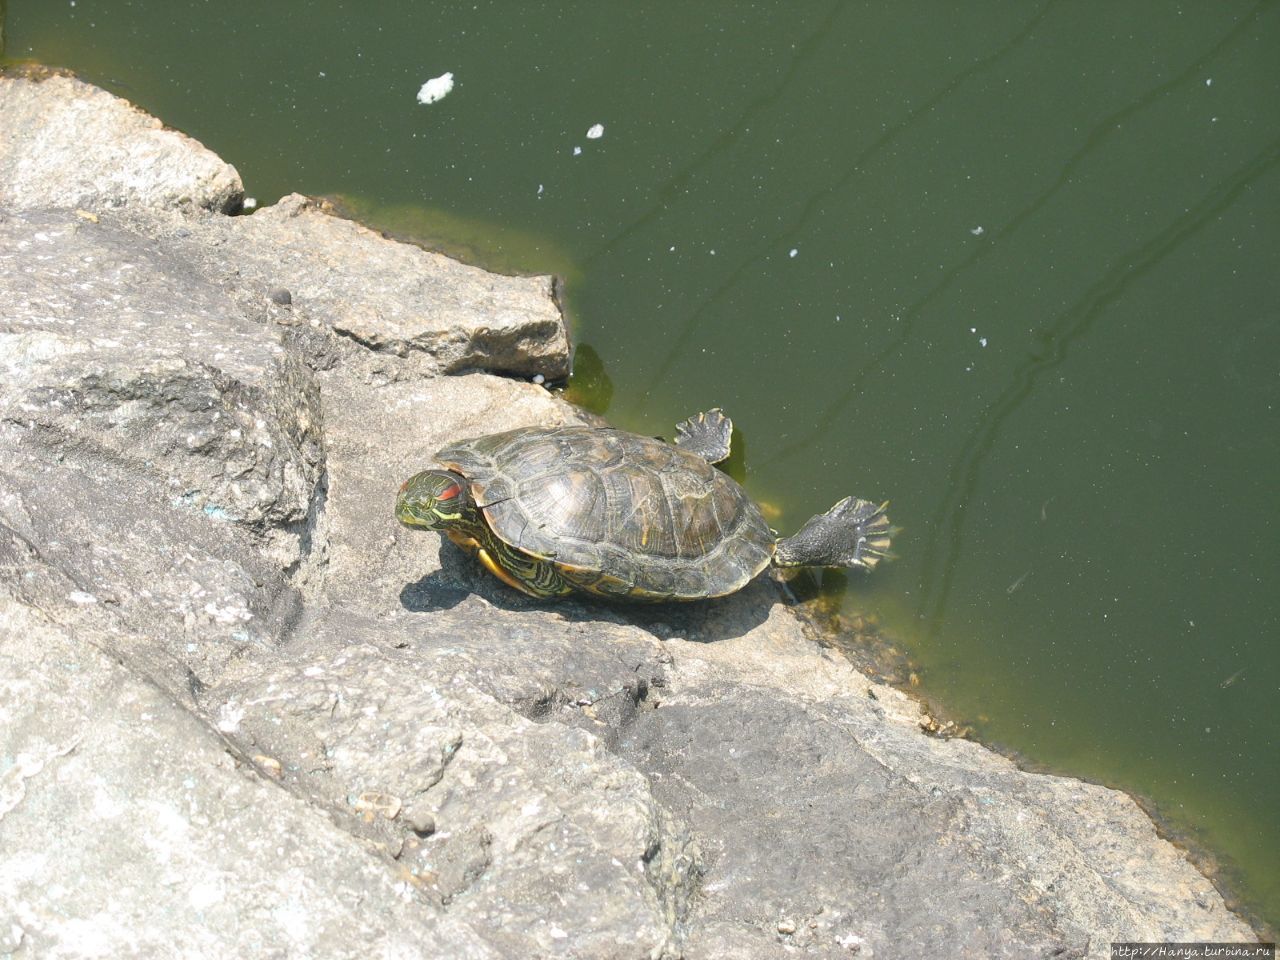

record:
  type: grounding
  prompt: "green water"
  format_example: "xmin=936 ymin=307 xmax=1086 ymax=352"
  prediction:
xmin=6 ymin=0 xmax=1278 ymax=931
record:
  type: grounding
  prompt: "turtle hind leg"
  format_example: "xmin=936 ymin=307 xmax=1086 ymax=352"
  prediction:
xmin=773 ymin=498 xmax=892 ymax=571
xmin=674 ymin=408 xmax=733 ymax=463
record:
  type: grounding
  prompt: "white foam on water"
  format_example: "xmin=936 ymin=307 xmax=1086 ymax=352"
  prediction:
xmin=417 ymin=72 xmax=455 ymax=105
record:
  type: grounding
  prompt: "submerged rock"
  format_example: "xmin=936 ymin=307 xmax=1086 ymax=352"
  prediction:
xmin=0 ymin=72 xmax=1259 ymax=958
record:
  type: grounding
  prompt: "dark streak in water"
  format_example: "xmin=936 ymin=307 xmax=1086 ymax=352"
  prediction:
xmin=583 ymin=0 xmax=849 ymax=270
xmin=631 ymin=0 xmax=1061 ymax=415
xmin=916 ymin=135 xmax=1280 ymax=641
xmin=756 ymin=0 xmax=1273 ymax=468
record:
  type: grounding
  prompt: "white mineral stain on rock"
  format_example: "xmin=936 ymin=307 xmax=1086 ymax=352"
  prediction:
xmin=187 ymin=879 xmax=224 ymax=911
xmin=142 ymin=800 xmax=193 ymax=857
xmin=203 ymin=600 xmax=251 ymax=624
xmin=272 ymin=900 xmax=311 ymax=941
xmin=417 ymin=72 xmax=455 ymax=105
xmin=91 ymin=785 xmax=124 ymax=820
xmin=0 ymin=331 xmax=77 ymax=372
xmin=216 ymin=704 xmax=245 ymax=733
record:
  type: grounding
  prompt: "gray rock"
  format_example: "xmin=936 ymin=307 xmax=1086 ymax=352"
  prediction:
xmin=220 ymin=194 xmax=572 ymax=379
xmin=209 ymin=617 xmax=693 ymax=959
xmin=0 ymin=71 xmax=243 ymax=213
xmin=0 ymin=205 xmax=326 ymax=580
xmin=0 ymin=590 xmax=501 ymax=960
xmin=0 ymin=72 xmax=1261 ymax=959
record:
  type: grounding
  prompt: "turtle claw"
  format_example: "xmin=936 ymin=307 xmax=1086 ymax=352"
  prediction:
xmin=674 ymin=409 xmax=733 ymax=464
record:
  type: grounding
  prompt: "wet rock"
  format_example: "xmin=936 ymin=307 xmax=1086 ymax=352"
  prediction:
xmin=0 ymin=71 xmax=1260 ymax=960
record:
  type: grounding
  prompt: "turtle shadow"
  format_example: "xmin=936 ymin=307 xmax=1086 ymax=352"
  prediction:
xmin=398 ymin=539 xmax=778 ymax=643
xmin=398 ymin=571 xmax=473 ymax=613
xmin=546 ymin=579 xmax=781 ymax=645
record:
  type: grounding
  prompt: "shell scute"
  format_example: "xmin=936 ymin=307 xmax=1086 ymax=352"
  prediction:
xmin=436 ymin=425 xmax=773 ymax=599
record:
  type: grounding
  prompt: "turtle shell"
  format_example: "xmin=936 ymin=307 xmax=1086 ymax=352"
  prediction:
xmin=436 ymin=425 xmax=775 ymax=600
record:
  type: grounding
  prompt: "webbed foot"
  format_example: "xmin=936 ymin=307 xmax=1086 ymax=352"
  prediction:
xmin=774 ymin=498 xmax=892 ymax=570
xmin=674 ymin=408 xmax=733 ymax=464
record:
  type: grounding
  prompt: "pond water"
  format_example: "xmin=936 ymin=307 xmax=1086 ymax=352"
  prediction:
xmin=5 ymin=0 xmax=1277 ymax=932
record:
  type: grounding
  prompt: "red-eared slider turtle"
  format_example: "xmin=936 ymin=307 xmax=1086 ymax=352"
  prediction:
xmin=395 ymin=409 xmax=891 ymax=601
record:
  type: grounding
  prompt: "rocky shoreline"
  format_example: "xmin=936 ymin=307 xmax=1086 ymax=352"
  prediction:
xmin=0 ymin=71 xmax=1259 ymax=958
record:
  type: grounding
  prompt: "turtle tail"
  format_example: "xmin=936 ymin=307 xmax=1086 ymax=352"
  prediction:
xmin=773 ymin=498 xmax=892 ymax=571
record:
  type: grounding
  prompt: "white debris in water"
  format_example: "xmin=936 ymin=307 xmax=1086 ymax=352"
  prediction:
xmin=573 ymin=145 xmax=583 ymax=156
xmin=980 ymin=337 xmax=988 ymax=347
xmin=416 ymin=72 xmax=455 ymax=105
xmin=970 ymin=225 xmax=984 ymax=236
xmin=532 ymin=374 xmax=545 ymax=385
xmin=537 ymin=183 xmax=544 ymax=196
xmin=970 ymin=327 xmax=977 ymax=333
xmin=1206 ymin=77 xmax=1213 ymax=86
xmin=243 ymin=197 xmax=257 ymax=210
xmin=789 ymin=248 xmax=798 ymax=258
xmin=586 ymin=123 xmax=605 ymax=139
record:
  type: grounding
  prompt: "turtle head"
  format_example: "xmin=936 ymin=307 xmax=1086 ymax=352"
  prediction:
xmin=396 ymin=470 xmax=472 ymax=531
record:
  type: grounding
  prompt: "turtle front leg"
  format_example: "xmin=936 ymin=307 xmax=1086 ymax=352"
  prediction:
xmin=448 ymin=529 xmax=572 ymax=599
xmin=673 ymin=408 xmax=733 ymax=464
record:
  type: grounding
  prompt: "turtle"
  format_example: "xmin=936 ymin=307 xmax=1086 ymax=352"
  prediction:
xmin=395 ymin=409 xmax=891 ymax=601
